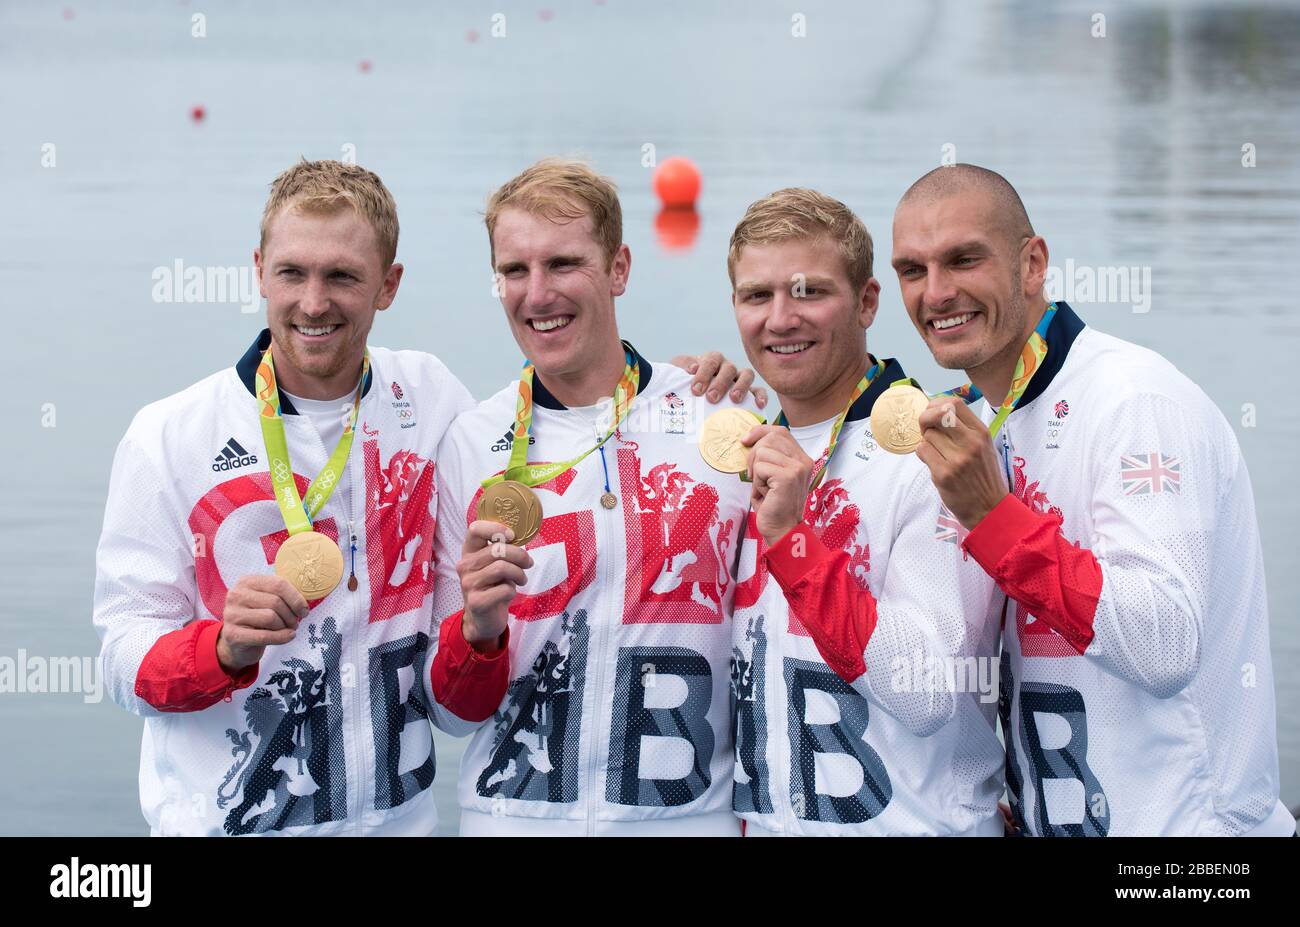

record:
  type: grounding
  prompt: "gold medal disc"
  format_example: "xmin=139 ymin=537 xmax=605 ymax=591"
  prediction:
xmin=478 ymin=480 xmax=543 ymax=545
xmin=274 ymin=530 xmax=345 ymax=599
xmin=600 ymin=491 xmax=618 ymax=510
xmin=700 ymin=408 xmax=763 ymax=473
xmin=870 ymin=385 xmax=931 ymax=454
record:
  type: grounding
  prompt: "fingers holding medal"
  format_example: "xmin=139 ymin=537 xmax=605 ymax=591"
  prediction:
xmin=913 ymin=396 xmax=1010 ymax=532
xmin=218 ymin=573 xmax=311 ymax=672
xmin=458 ymin=518 xmax=536 ymax=649
xmin=740 ymin=424 xmax=815 ymax=546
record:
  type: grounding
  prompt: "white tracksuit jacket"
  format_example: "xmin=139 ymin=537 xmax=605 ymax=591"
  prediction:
xmin=731 ymin=357 xmax=1005 ymax=836
xmin=92 ymin=329 xmax=493 ymax=836
xmin=432 ymin=346 xmax=757 ymax=835
xmin=957 ymin=303 xmax=1291 ymax=836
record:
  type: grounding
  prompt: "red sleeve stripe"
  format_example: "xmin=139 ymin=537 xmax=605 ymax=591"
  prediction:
xmin=429 ymin=612 xmax=511 ymax=723
xmin=764 ymin=524 xmax=877 ymax=683
xmin=135 ymin=619 xmax=258 ymax=712
xmin=962 ymin=494 xmax=1100 ymax=654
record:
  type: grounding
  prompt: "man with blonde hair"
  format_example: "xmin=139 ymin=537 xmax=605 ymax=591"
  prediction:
xmin=727 ymin=187 xmax=1004 ymax=835
xmin=432 ymin=158 xmax=762 ymax=835
xmin=93 ymin=159 xmax=506 ymax=835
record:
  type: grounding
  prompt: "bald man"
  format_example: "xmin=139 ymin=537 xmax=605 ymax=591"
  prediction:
xmin=889 ymin=164 xmax=1291 ymax=837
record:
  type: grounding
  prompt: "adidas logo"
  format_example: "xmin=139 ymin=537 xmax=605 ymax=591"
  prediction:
xmin=490 ymin=429 xmax=534 ymax=453
xmin=212 ymin=437 xmax=259 ymax=472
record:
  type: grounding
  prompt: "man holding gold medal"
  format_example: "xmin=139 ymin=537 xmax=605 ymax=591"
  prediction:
xmin=92 ymin=152 xmax=760 ymax=837
xmin=91 ymin=160 xmax=520 ymax=836
xmin=721 ymin=189 xmax=1004 ymax=836
xmin=432 ymin=159 xmax=763 ymax=836
xmin=889 ymin=164 xmax=1290 ymax=836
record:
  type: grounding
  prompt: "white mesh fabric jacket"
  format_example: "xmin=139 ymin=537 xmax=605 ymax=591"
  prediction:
xmin=729 ymin=359 xmax=1005 ymax=836
xmin=92 ymin=330 xmax=474 ymax=836
xmin=965 ymin=303 xmax=1289 ymax=836
xmin=432 ymin=351 xmax=756 ymax=835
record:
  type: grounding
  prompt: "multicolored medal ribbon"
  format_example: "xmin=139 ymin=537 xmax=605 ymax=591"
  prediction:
xmin=478 ymin=343 xmax=639 ymax=545
xmin=940 ymin=302 xmax=1058 ymax=438
xmin=872 ymin=303 xmax=1059 ymax=454
xmin=256 ymin=346 xmax=369 ymax=598
xmin=773 ymin=357 xmax=887 ymax=490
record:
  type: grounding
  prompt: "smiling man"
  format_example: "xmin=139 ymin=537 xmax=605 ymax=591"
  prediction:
xmin=431 ymin=158 xmax=760 ymax=835
xmin=725 ymin=188 xmax=1003 ymax=836
xmin=92 ymin=160 xmax=502 ymax=835
xmin=892 ymin=163 xmax=1291 ymax=836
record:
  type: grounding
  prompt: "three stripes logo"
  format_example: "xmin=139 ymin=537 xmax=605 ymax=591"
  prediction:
xmin=490 ymin=428 xmax=534 ymax=453
xmin=212 ymin=437 xmax=259 ymax=472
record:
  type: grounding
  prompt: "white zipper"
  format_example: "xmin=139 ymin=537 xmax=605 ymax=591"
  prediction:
xmin=349 ymin=449 xmax=366 ymax=835
xmin=583 ymin=419 xmax=616 ymax=836
xmin=347 ymin=519 xmax=357 ymax=590
xmin=1000 ymin=422 xmax=1014 ymax=491
xmin=778 ymin=607 xmax=797 ymax=836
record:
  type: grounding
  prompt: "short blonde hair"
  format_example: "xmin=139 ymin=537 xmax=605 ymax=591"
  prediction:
xmin=484 ymin=158 xmax=622 ymax=269
xmin=260 ymin=159 xmax=400 ymax=268
xmin=728 ymin=188 xmax=874 ymax=292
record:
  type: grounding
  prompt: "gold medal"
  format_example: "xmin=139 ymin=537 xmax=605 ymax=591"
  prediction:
xmin=478 ymin=479 xmax=543 ymax=545
xmin=274 ymin=531 xmax=345 ymax=599
xmin=600 ymin=491 xmax=618 ymax=509
xmin=700 ymin=408 xmax=763 ymax=473
xmin=870 ymin=384 xmax=930 ymax=454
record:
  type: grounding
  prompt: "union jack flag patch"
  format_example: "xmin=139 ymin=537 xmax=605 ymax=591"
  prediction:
xmin=935 ymin=503 xmax=969 ymax=544
xmin=1120 ymin=452 xmax=1181 ymax=495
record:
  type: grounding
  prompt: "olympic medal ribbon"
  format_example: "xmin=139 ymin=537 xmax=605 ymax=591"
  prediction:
xmin=934 ymin=302 xmax=1058 ymax=439
xmin=255 ymin=345 xmax=369 ymax=533
xmin=773 ymin=357 xmax=887 ymax=490
xmin=481 ymin=342 xmax=640 ymax=492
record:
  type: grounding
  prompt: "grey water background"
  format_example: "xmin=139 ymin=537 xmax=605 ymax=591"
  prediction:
xmin=0 ymin=0 xmax=1296 ymax=835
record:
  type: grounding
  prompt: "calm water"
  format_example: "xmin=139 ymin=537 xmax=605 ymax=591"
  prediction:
xmin=1 ymin=0 xmax=1296 ymax=835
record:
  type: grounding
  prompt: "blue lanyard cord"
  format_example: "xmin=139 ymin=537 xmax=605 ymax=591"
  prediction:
xmin=1000 ymin=430 xmax=1013 ymax=489
xmin=598 ymin=443 xmax=612 ymax=494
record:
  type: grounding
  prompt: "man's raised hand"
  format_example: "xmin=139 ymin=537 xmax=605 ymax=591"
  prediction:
xmin=914 ymin=397 xmax=1009 ymax=531
xmin=457 ymin=520 xmax=535 ymax=652
xmin=742 ymin=424 xmax=813 ymax=546
xmin=218 ymin=574 xmax=308 ymax=672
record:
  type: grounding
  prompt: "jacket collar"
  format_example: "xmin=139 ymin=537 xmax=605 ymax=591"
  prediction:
xmin=532 ymin=340 xmax=654 ymax=411
xmin=236 ymin=328 xmax=374 ymax=415
xmin=845 ymin=355 xmax=908 ymax=423
xmin=1014 ymin=301 xmax=1085 ymax=412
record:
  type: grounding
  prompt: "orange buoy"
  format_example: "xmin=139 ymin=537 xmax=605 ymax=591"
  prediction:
xmin=358 ymin=59 xmax=372 ymax=73
xmin=653 ymin=157 xmax=701 ymax=208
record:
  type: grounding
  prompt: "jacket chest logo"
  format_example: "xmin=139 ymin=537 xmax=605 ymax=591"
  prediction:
xmin=390 ymin=381 xmax=416 ymax=429
xmin=660 ymin=391 xmax=689 ymax=435
xmin=1044 ymin=398 xmax=1070 ymax=449
xmin=854 ymin=429 xmax=877 ymax=463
